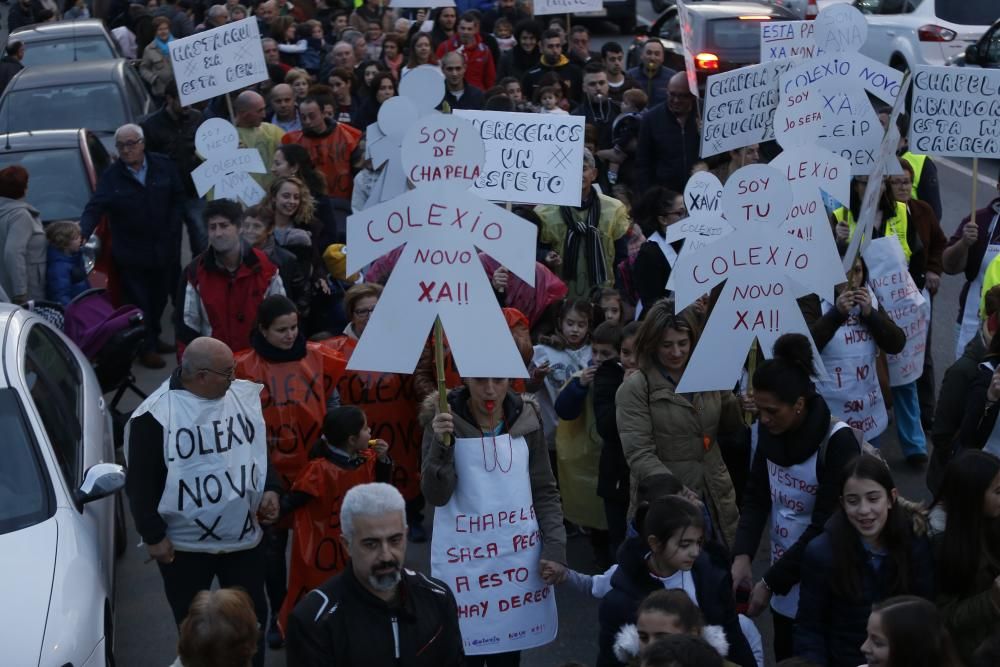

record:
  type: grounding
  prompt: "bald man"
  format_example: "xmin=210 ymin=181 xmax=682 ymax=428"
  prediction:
xmin=635 ymin=71 xmax=700 ymax=193
xmin=269 ymin=83 xmax=301 ymax=133
xmin=125 ymin=336 xmax=282 ymax=667
xmin=235 ymin=89 xmax=285 ymax=189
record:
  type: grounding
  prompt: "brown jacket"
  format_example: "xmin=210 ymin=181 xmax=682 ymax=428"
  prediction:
xmin=615 ymin=366 xmax=742 ymax=549
xmin=420 ymin=389 xmax=568 ymax=564
xmin=910 ymin=198 xmax=946 ymax=277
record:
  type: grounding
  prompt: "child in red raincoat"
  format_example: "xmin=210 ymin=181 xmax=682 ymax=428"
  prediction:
xmin=277 ymin=406 xmax=392 ymax=633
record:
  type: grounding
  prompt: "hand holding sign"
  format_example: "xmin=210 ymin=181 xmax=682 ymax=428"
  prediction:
xmin=190 ymin=118 xmax=266 ymax=206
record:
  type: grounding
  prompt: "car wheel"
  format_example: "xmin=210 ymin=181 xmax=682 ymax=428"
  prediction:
xmin=114 ymin=493 xmax=127 ymax=559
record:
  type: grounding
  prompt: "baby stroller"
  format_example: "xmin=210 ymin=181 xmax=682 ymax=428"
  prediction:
xmin=63 ymin=288 xmax=148 ymax=448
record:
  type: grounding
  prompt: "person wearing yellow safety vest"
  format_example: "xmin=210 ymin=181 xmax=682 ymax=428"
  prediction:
xmin=833 ymin=173 xmax=930 ymax=467
xmin=879 ymin=110 xmax=943 ymax=222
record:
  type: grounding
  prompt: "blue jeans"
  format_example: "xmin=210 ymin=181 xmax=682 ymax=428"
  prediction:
xmin=890 ymin=381 xmax=927 ymax=457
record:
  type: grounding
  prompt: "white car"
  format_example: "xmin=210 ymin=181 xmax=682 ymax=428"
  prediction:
xmin=854 ymin=0 xmax=996 ymax=70
xmin=0 ymin=304 xmax=125 ymax=666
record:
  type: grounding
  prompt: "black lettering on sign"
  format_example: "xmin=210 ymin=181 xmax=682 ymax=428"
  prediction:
xmin=196 ymin=515 xmax=223 ymax=541
xmin=239 ymin=509 xmax=256 ymax=540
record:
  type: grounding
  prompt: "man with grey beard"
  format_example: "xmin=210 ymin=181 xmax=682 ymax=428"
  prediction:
xmin=285 ymin=483 xmax=464 ymax=666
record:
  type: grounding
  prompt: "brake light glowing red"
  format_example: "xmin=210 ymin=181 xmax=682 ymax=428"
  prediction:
xmin=695 ymin=52 xmax=719 ymax=70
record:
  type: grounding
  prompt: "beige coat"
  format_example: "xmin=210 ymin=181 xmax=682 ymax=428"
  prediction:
xmin=140 ymin=42 xmax=173 ymax=98
xmin=615 ymin=366 xmax=742 ymax=549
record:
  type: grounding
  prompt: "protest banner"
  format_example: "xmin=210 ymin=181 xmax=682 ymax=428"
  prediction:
xmin=909 ymin=66 xmax=1000 ymax=158
xmin=670 ymin=165 xmax=837 ymax=393
xmin=760 ymin=20 xmax=823 ymax=62
xmin=345 ymin=113 xmax=538 ymax=379
xmin=863 ymin=238 xmax=929 ymax=386
xmin=701 ymin=59 xmax=794 ymax=158
xmin=191 ymin=118 xmax=267 ymax=205
xmin=169 ymin=17 xmax=268 ymax=107
xmin=532 ymin=0 xmax=601 ymax=16
xmin=431 ymin=434 xmax=558 ymax=654
xmin=814 ymin=296 xmax=890 ymax=440
xmin=454 ymin=110 xmax=585 ymax=206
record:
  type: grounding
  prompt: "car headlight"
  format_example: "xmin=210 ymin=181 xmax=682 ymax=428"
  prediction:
xmin=82 ymin=233 xmax=99 ymax=274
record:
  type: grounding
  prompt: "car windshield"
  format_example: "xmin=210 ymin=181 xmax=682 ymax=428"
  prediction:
xmin=20 ymin=37 xmax=116 ymax=67
xmin=935 ymin=0 xmax=995 ymax=26
xmin=0 ymin=148 xmax=92 ymax=222
xmin=0 ymin=388 xmax=52 ymax=536
xmin=707 ymin=18 xmax=770 ymax=51
xmin=0 ymin=82 xmax=125 ymax=133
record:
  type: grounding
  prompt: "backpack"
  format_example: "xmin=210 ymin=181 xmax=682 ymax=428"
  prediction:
xmin=817 ymin=418 xmax=884 ymax=475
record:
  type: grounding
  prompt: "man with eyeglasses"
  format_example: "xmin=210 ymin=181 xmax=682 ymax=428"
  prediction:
xmin=635 ymin=72 xmax=700 ymax=194
xmin=80 ymin=123 xmax=186 ymax=369
xmin=125 ymin=335 xmax=283 ymax=667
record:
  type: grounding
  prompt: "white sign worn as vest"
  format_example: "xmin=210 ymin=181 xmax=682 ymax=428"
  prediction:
xmin=864 ymin=237 xmax=929 ymax=386
xmin=431 ymin=434 xmax=557 ymax=655
xmin=129 ymin=379 xmax=268 ymax=552
xmin=815 ymin=297 xmax=889 ymax=439
xmin=766 ymin=451 xmax=819 ymax=618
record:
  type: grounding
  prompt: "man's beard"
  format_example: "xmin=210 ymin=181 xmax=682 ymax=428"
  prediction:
xmin=368 ymin=561 xmax=401 ymax=592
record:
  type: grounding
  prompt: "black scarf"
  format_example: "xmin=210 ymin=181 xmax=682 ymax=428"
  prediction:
xmin=561 ymin=186 xmax=605 ymax=286
xmin=250 ymin=328 xmax=308 ymax=363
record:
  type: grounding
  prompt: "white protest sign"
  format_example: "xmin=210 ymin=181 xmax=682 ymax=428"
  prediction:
xmin=454 ymin=110 xmax=585 ymax=206
xmin=671 ymin=165 xmax=836 ymax=392
xmin=346 ymin=114 xmax=538 ymax=378
xmin=431 ymin=434 xmax=557 ymax=654
xmin=532 ymin=0 xmax=601 ymax=16
xmin=761 ymin=21 xmax=824 ymax=62
xmin=815 ymin=297 xmax=889 ymax=439
xmin=841 ymin=72 xmax=910 ymax=271
xmin=701 ymin=59 xmax=795 ymax=158
xmin=168 ymin=17 xmax=268 ymax=107
xmin=191 ymin=118 xmax=266 ymax=206
xmin=813 ymin=3 xmax=868 ymax=53
xmin=771 ymin=144 xmax=852 ymax=205
xmin=665 ymin=172 xmax=732 ymax=291
xmin=864 ymin=238 xmax=929 ymax=385
xmin=677 ymin=0 xmax=699 ymax=97
xmin=910 ymin=66 xmax=1000 ymax=158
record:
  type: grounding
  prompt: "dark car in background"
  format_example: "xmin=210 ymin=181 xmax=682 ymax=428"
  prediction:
xmin=627 ymin=1 xmax=797 ymax=90
xmin=5 ymin=20 xmax=123 ymax=67
xmin=0 ymin=60 xmax=152 ymax=154
xmin=949 ymin=18 xmax=1000 ymax=68
xmin=0 ymin=129 xmax=114 ymax=287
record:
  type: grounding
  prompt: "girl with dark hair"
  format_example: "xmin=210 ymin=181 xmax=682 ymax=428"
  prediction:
xmin=639 ymin=634 xmax=724 ymax=667
xmin=794 ymin=455 xmax=934 ymax=666
xmin=401 ymin=32 xmax=437 ymax=78
xmin=597 ymin=496 xmax=755 ymax=667
xmin=616 ymin=300 xmax=744 ymax=550
xmin=275 ymin=404 xmax=391 ymax=635
xmin=271 ymin=143 xmax=328 ymax=198
xmin=812 ymin=255 xmax=905 ymax=444
xmin=497 ymin=19 xmax=542 ymax=80
xmin=731 ymin=333 xmax=867 ymax=661
xmin=353 ymin=70 xmax=397 ymax=133
xmin=233 ymin=294 xmax=347 ymax=648
xmin=861 ymin=595 xmax=961 ymax=667
xmin=928 ymin=450 xmax=1000 ymax=662
xmin=327 ymin=67 xmax=362 ymax=126
xmin=630 ymin=187 xmax=685 ymax=314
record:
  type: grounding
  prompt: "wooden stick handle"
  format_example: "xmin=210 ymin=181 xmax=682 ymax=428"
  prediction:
xmin=434 ymin=317 xmax=451 ymax=446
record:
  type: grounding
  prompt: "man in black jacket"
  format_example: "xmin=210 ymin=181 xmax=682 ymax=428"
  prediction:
xmin=635 ymin=71 xmax=700 ymax=194
xmin=286 ymin=482 xmax=464 ymax=667
xmin=0 ymin=41 xmax=25 ymax=96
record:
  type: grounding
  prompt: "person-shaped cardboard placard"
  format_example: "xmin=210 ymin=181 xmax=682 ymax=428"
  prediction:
xmin=664 ymin=172 xmax=733 ymax=291
xmin=345 ymin=113 xmax=539 ymax=378
xmin=671 ymin=165 xmax=837 ymax=393
xmin=190 ymin=118 xmax=267 ymax=205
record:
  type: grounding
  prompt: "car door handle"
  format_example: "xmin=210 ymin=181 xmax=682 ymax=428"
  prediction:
xmin=886 ymin=30 xmax=895 ymax=36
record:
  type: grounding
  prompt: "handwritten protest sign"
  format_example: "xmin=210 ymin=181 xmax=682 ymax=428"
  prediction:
xmin=169 ymin=18 xmax=268 ymax=107
xmin=431 ymin=434 xmax=558 ymax=654
xmin=761 ymin=21 xmax=823 ymax=62
xmin=701 ymin=59 xmax=795 ymax=158
xmin=864 ymin=238 xmax=929 ymax=385
xmin=814 ymin=2 xmax=868 ymax=53
xmin=454 ymin=110 xmax=585 ymax=206
xmin=910 ymin=66 xmax=1000 ymax=158
xmin=671 ymin=165 xmax=834 ymax=393
xmin=346 ymin=113 xmax=538 ymax=378
xmin=532 ymin=0 xmax=601 ymax=16
xmin=815 ymin=297 xmax=890 ymax=439
xmin=191 ymin=118 xmax=266 ymax=205
xmin=665 ymin=172 xmax=732 ymax=291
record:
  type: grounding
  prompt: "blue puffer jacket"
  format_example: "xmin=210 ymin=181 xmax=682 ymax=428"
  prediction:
xmin=45 ymin=246 xmax=88 ymax=305
xmin=794 ymin=522 xmax=935 ymax=666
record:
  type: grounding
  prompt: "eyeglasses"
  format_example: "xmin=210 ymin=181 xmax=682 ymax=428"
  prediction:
xmin=200 ymin=366 xmax=236 ymax=380
xmin=115 ymin=139 xmax=143 ymax=150
xmin=354 ymin=307 xmax=376 ymax=317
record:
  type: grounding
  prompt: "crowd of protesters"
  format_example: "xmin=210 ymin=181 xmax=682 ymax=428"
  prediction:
xmin=5 ymin=1 xmax=1000 ymax=667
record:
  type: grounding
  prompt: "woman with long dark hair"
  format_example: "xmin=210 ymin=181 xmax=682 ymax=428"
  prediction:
xmin=928 ymin=450 xmax=1000 ymax=662
xmin=794 ymin=455 xmax=934 ymax=666
xmin=731 ymin=333 xmax=867 ymax=661
xmin=233 ymin=295 xmax=346 ymax=648
xmin=401 ymin=32 xmax=437 ymax=78
xmin=353 ymin=71 xmax=397 ymax=134
xmin=429 ymin=5 xmax=458 ymax=49
xmin=861 ymin=596 xmax=961 ymax=667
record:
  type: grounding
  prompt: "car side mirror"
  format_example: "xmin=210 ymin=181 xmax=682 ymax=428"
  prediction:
xmin=965 ymin=44 xmax=979 ymax=65
xmin=78 ymin=462 xmax=126 ymax=505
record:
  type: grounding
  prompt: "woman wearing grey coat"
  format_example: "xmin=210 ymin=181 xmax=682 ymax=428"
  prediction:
xmin=0 ymin=165 xmax=45 ymax=303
